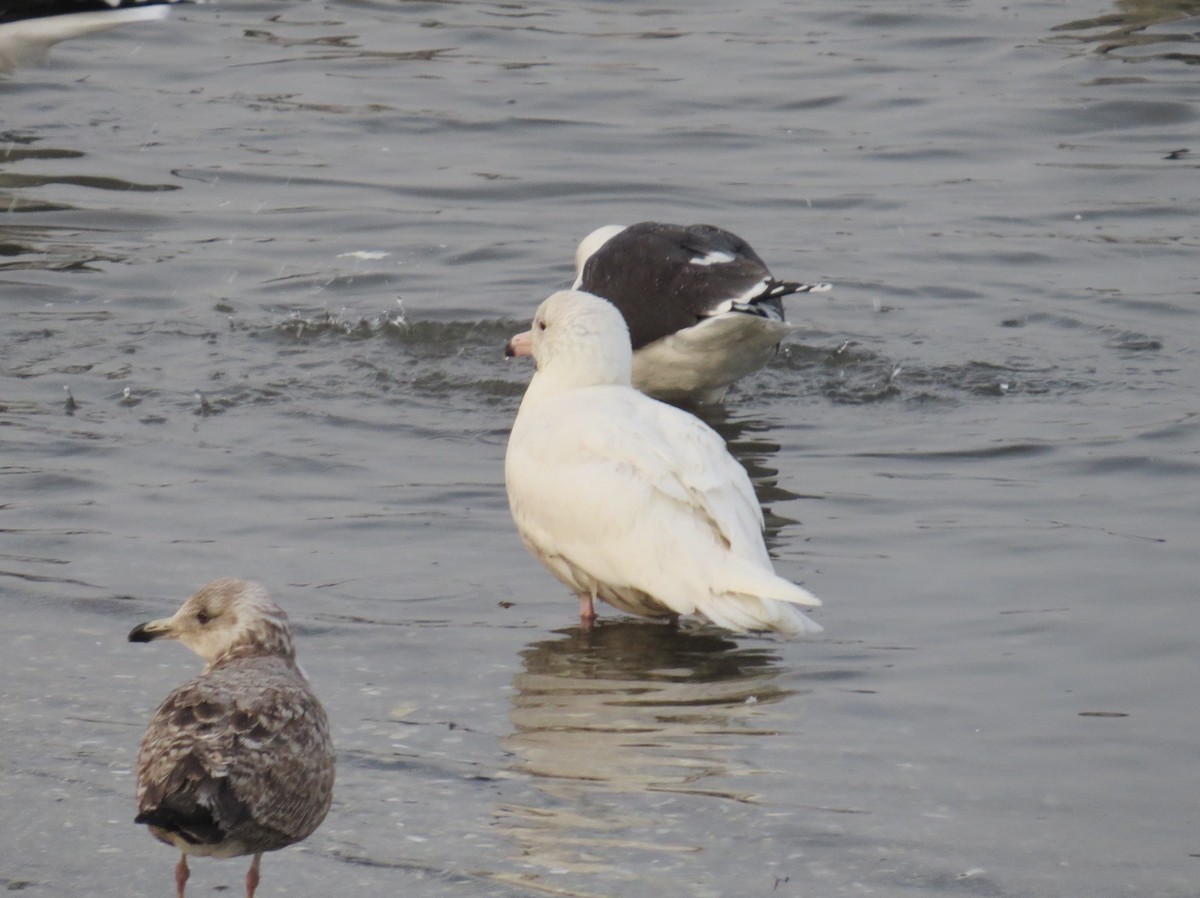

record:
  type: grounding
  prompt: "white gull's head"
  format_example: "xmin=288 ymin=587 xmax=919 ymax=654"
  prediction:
xmin=128 ymin=578 xmax=296 ymax=670
xmin=511 ymin=291 xmax=634 ymax=394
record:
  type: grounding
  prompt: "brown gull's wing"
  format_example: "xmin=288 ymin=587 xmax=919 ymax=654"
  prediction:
xmin=135 ymin=655 xmax=334 ymax=855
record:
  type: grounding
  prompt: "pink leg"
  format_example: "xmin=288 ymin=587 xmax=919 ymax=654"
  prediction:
xmin=577 ymin=593 xmax=596 ymax=629
xmin=245 ymin=853 xmax=262 ymax=898
xmin=174 ymin=854 xmax=189 ymax=898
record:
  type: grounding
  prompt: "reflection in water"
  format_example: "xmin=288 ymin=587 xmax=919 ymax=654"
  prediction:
xmin=1051 ymin=0 xmax=1200 ymax=62
xmin=702 ymin=408 xmax=790 ymax=497
xmin=701 ymin=408 xmax=806 ymax=548
xmin=2 ymin=133 xmax=178 ymax=265
xmin=0 ymin=222 xmax=126 ymax=271
xmin=498 ymin=623 xmax=798 ymax=876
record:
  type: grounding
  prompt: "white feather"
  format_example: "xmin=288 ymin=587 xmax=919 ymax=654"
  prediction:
xmin=689 ymin=250 xmax=737 ymax=267
xmin=632 ymin=313 xmax=794 ymax=404
xmin=570 ymin=224 xmax=626 ymax=289
xmin=0 ymin=4 xmax=171 ymax=70
xmin=505 ymin=290 xmax=823 ymax=636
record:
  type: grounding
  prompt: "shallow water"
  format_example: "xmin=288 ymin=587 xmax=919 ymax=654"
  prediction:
xmin=2 ymin=1 xmax=1199 ymax=896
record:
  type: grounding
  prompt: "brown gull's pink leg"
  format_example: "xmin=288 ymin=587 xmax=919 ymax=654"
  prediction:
xmin=174 ymin=853 xmax=189 ymax=898
xmin=245 ymin=853 xmax=263 ymax=898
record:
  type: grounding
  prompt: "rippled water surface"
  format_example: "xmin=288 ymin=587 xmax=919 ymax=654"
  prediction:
xmin=2 ymin=1 xmax=1198 ymax=896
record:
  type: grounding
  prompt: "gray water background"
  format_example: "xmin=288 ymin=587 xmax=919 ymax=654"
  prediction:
xmin=2 ymin=1 xmax=1198 ymax=896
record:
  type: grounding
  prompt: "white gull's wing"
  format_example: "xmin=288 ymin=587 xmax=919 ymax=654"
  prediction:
xmin=506 ymin=386 xmax=813 ymax=619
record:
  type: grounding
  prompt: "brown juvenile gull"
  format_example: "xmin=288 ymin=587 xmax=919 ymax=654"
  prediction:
xmin=129 ymin=578 xmax=335 ymax=898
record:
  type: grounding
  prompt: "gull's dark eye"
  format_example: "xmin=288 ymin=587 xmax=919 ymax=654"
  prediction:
xmin=537 ymin=319 xmax=547 ymax=331
xmin=196 ymin=610 xmax=212 ymax=625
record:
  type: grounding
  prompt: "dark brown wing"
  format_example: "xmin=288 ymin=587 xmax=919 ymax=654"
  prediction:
xmin=578 ymin=222 xmax=787 ymax=349
xmin=135 ymin=655 xmax=335 ymax=855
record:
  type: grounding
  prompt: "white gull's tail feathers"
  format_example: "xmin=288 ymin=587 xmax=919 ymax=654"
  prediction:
xmin=698 ymin=557 xmax=824 ymax=636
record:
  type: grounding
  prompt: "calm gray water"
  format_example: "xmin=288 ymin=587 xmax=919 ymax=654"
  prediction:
xmin=2 ymin=1 xmax=1198 ymax=896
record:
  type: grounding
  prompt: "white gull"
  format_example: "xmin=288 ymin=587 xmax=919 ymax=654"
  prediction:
xmin=504 ymin=290 xmax=824 ymax=636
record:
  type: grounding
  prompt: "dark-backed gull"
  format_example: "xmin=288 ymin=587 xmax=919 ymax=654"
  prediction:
xmin=505 ymin=290 xmax=824 ymax=635
xmin=129 ymin=578 xmax=335 ymax=898
xmin=512 ymin=221 xmax=830 ymax=404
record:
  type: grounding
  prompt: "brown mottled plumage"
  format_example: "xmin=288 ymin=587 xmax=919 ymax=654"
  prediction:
xmin=129 ymin=579 xmax=335 ymax=898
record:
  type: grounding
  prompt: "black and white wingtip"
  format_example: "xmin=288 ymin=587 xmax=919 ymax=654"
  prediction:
xmin=0 ymin=0 xmax=188 ymax=71
xmin=570 ymin=221 xmax=831 ymax=404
